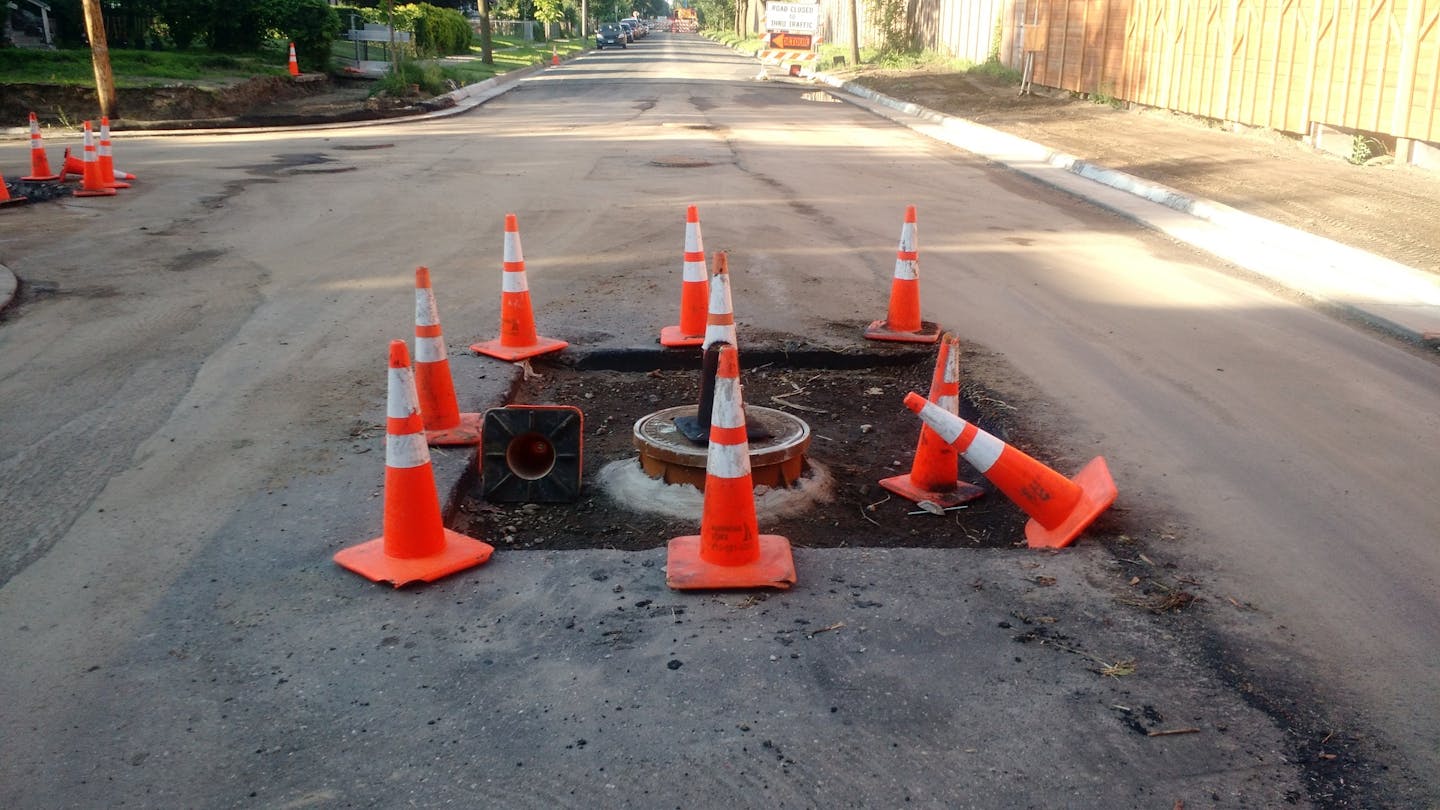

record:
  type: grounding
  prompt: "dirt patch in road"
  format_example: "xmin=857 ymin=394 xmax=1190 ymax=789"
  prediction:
xmin=451 ymin=340 xmax=1128 ymax=553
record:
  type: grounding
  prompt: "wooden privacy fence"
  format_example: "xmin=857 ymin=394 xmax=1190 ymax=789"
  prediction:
xmin=795 ymin=0 xmax=1438 ymax=154
xmin=1021 ymin=0 xmax=1439 ymax=148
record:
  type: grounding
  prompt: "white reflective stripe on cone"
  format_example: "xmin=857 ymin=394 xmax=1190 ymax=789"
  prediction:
xmin=944 ymin=352 xmax=959 ymax=384
xmin=502 ymin=271 xmax=529 ymax=293
xmin=388 ymin=367 xmax=421 ymax=419
xmin=505 ymin=230 xmax=523 ymax=261
xmin=917 ymin=400 xmax=964 ymax=444
xmin=936 ymin=394 xmax=958 ymax=413
xmin=685 ymin=222 xmax=702 ymax=252
xmin=386 ymin=432 xmax=431 ymax=469
xmin=703 ymin=276 xmax=736 ymax=348
xmin=683 ymin=261 xmax=707 ymax=282
xmin=415 ymin=289 xmax=440 ymax=327
xmin=711 ymin=382 xmax=744 ymax=429
xmin=707 ymin=441 xmax=752 ymax=479
xmin=892 ymin=257 xmax=918 ymax=281
xmin=962 ymin=429 xmax=1005 ymax=474
xmin=414 ymin=335 xmax=446 ymax=363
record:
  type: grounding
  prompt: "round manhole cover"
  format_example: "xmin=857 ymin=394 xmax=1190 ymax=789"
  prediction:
xmin=633 ymin=405 xmax=810 ymax=488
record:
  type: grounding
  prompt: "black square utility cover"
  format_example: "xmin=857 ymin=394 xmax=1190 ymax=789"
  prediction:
xmin=481 ymin=406 xmax=583 ymax=503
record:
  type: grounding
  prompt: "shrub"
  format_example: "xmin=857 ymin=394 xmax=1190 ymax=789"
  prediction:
xmin=400 ymin=3 xmax=472 ymax=57
xmin=271 ymin=0 xmax=343 ymax=71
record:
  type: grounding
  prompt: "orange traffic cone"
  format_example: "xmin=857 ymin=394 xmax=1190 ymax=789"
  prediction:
xmin=703 ymin=250 xmax=737 ymax=349
xmin=667 ymin=342 xmax=797 ymax=590
xmin=74 ymin=122 xmax=116 ymax=198
xmin=288 ymin=42 xmax=301 ymax=77
xmin=659 ymin=204 xmax=709 ymax=347
xmin=0 ymin=174 xmax=29 ymax=207
xmin=97 ymin=117 xmax=134 ymax=188
xmin=334 ymin=340 xmax=495 ymax=586
xmin=413 ymin=266 xmax=482 ymax=445
xmin=470 ymin=213 xmax=568 ymax=362
xmin=21 ymin=113 xmax=61 ymax=182
xmin=879 ymin=333 xmax=985 ymax=507
xmin=903 ymin=392 xmax=1117 ymax=548
xmin=865 ymin=205 xmax=940 ymax=343
xmin=61 ymin=147 xmax=83 ymax=180
xmin=551 ymin=45 xmax=560 ymax=66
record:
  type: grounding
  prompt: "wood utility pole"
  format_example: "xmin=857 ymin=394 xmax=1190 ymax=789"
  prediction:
xmin=847 ymin=0 xmax=860 ymax=67
xmin=80 ymin=0 xmax=117 ymax=118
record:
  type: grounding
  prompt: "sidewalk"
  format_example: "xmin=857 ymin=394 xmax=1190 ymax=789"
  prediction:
xmin=814 ymin=72 xmax=1440 ymax=347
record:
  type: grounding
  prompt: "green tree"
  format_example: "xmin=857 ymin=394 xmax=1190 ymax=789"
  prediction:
xmin=533 ymin=0 xmax=565 ymax=37
xmin=273 ymin=0 xmax=343 ymax=70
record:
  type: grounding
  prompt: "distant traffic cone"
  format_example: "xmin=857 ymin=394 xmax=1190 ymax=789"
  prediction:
xmin=413 ymin=266 xmax=482 ymax=445
xmin=864 ymin=205 xmax=940 ymax=343
xmin=334 ymin=340 xmax=495 ymax=586
xmin=0 ymin=174 xmax=29 ymax=207
xmin=667 ymin=342 xmax=797 ymax=590
xmin=470 ymin=213 xmax=568 ymax=362
xmin=659 ymin=204 xmax=709 ymax=347
xmin=74 ymin=122 xmax=116 ymax=198
xmin=879 ymin=333 xmax=985 ymax=507
xmin=97 ymin=117 xmax=135 ymax=186
xmin=288 ymin=42 xmax=301 ymax=76
xmin=21 ymin=113 xmax=61 ymax=182
xmin=551 ymin=45 xmax=560 ymax=66
xmin=903 ymin=392 xmax=1117 ymax=548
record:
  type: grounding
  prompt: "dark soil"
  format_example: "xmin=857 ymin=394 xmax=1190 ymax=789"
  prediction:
xmin=451 ymin=341 xmax=1127 ymax=552
xmin=0 ymin=76 xmax=412 ymax=130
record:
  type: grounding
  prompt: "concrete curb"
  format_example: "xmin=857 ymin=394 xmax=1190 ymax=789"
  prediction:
xmin=0 ymin=62 xmax=547 ymax=140
xmin=814 ymin=73 xmax=1440 ymax=347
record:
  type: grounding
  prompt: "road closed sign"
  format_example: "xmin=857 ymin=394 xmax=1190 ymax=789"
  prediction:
xmin=764 ymin=1 xmax=820 ymax=34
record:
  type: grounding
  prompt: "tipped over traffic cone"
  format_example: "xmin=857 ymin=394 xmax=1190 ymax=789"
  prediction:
xmin=63 ymin=145 xmax=132 ymax=183
xmin=880 ymin=333 xmax=985 ymax=507
xmin=667 ymin=343 xmax=797 ymax=590
xmin=62 ymin=147 xmax=83 ymax=180
xmin=413 ymin=267 xmax=483 ymax=445
xmin=96 ymin=117 xmax=131 ymax=190
xmin=903 ymin=392 xmax=1117 ymax=548
xmin=288 ymin=42 xmax=301 ymax=76
xmin=470 ymin=213 xmax=568 ymax=362
xmin=0 ymin=174 xmax=29 ymax=207
xmin=660 ymin=205 xmax=710 ymax=347
xmin=334 ymin=340 xmax=495 ymax=586
xmin=865 ymin=205 xmax=940 ymax=343
xmin=21 ymin=113 xmax=61 ymax=182
xmin=74 ymin=122 xmax=116 ymax=198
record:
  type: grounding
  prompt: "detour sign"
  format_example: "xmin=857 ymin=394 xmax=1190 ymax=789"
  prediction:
xmin=768 ymin=31 xmax=813 ymax=49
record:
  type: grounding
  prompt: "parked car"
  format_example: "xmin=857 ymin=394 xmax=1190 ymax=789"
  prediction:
xmin=596 ymin=22 xmax=627 ymax=49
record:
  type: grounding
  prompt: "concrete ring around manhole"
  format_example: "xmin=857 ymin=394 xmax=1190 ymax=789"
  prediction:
xmin=633 ymin=405 xmax=810 ymax=488
xmin=649 ymin=156 xmax=714 ymax=168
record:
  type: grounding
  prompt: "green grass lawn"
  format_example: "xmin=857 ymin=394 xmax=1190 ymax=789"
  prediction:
xmin=0 ymin=47 xmax=287 ymax=86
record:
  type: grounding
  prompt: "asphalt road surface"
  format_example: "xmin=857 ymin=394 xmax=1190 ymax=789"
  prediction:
xmin=1 ymin=34 xmax=1437 ymax=807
